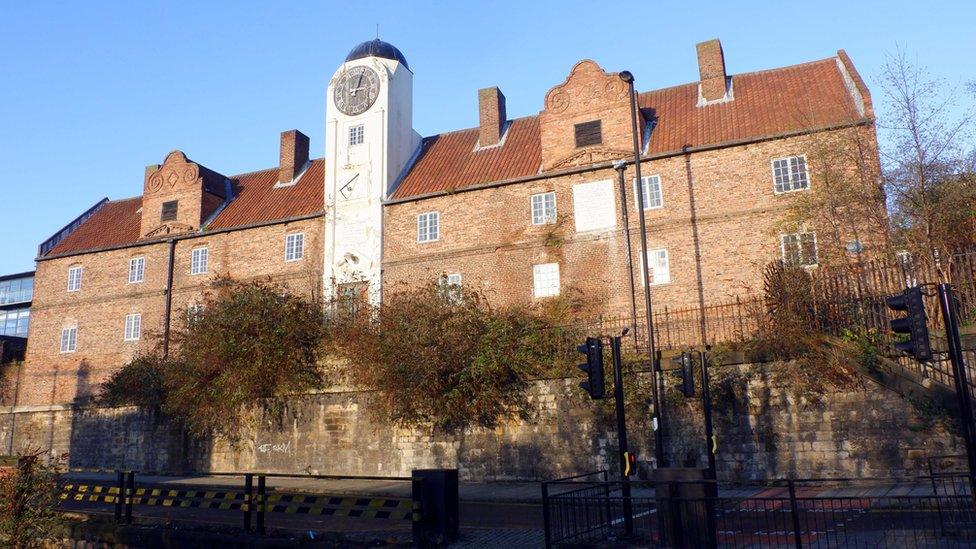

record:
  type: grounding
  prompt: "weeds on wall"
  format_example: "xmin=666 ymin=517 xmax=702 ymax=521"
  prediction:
xmin=0 ymin=447 xmax=66 ymax=547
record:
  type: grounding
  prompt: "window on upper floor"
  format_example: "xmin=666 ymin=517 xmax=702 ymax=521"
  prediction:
xmin=574 ymin=120 xmax=602 ymax=147
xmin=191 ymin=247 xmax=209 ymax=275
xmin=0 ymin=309 xmax=29 ymax=337
xmin=533 ymin=263 xmax=560 ymax=298
xmin=161 ymin=200 xmax=178 ymax=222
xmin=772 ymin=155 xmax=809 ymax=194
xmin=60 ymin=325 xmax=77 ymax=353
xmin=636 ymin=175 xmax=664 ymax=210
xmin=0 ymin=276 xmax=32 ymax=305
xmin=128 ymin=257 xmax=145 ymax=283
xmin=124 ymin=313 xmax=141 ymax=341
xmin=67 ymin=266 xmax=83 ymax=292
xmin=285 ymin=233 xmax=305 ymax=262
xmin=417 ymin=212 xmax=440 ymax=243
xmin=531 ymin=192 xmax=557 ymax=225
xmin=641 ymin=248 xmax=671 ymax=286
xmin=349 ymin=124 xmax=365 ymax=146
xmin=781 ymin=232 xmax=818 ymax=267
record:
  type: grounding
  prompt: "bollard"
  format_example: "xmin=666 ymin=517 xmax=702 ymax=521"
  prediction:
xmin=243 ymin=473 xmax=253 ymax=533
xmin=125 ymin=471 xmax=135 ymax=523
xmin=114 ymin=470 xmax=123 ymax=523
xmin=257 ymin=475 xmax=266 ymax=535
xmin=411 ymin=469 xmax=459 ymax=547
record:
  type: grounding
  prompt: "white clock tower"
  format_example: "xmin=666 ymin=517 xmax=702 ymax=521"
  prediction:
xmin=324 ymin=40 xmax=421 ymax=304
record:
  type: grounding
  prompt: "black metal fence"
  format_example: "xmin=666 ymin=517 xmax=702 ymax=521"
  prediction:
xmin=542 ymin=474 xmax=976 ymax=548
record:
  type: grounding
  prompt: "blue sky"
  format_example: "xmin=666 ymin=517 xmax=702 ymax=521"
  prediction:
xmin=0 ymin=1 xmax=973 ymax=274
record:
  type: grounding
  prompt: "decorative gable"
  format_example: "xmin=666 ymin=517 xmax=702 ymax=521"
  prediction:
xmin=539 ymin=60 xmax=637 ymax=171
xmin=139 ymin=151 xmax=229 ymax=239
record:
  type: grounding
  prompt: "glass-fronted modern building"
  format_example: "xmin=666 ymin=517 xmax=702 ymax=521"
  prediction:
xmin=0 ymin=271 xmax=33 ymax=338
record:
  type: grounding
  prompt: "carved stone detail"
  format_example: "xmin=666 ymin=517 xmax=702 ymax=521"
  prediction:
xmin=144 ymin=222 xmax=195 ymax=238
xmin=549 ymin=148 xmax=632 ymax=170
xmin=144 ymin=151 xmax=200 ymax=195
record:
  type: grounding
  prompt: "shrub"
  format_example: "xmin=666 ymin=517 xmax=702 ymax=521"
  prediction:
xmin=0 ymin=448 xmax=66 ymax=547
xmin=97 ymin=353 xmax=166 ymax=409
xmin=332 ymin=283 xmax=576 ymax=432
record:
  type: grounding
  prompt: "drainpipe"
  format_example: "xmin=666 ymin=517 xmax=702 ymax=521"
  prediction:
xmin=615 ymin=161 xmax=640 ymax=352
xmin=162 ymin=239 xmax=176 ymax=358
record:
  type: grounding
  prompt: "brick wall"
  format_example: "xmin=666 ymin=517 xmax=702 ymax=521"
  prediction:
xmin=384 ymin=127 xmax=882 ymax=316
xmin=19 ymin=217 xmax=323 ymax=406
xmin=0 ymin=369 xmax=957 ymax=481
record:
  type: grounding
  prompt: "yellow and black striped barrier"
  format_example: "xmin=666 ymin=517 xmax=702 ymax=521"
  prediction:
xmin=60 ymin=483 xmax=413 ymax=520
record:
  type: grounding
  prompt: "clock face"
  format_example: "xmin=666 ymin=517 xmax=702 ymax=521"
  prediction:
xmin=333 ymin=65 xmax=380 ymax=116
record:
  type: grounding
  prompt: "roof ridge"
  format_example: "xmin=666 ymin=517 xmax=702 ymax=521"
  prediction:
xmin=229 ymin=157 xmax=325 ymax=179
xmin=638 ymin=56 xmax=838 ymax=97
xmin=422 ymin=114 xmax=538 ymax=141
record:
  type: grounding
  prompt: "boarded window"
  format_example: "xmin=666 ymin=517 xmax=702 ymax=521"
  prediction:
xmin=161 ymin=200 xmax=178 ymax=222
xmin=574 ymin=120 xmax=602 ymax=147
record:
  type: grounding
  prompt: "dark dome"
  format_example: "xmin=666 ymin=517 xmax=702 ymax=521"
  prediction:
xmin=345 ymin=39 xmax=409 ymax=70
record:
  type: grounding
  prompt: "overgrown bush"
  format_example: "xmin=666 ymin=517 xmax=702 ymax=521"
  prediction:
xmin=100 ymin=277 xmax=329 ymax=442
xmin=330 ymin=283 xmax=579 ymax=432
xmin=0 ymin=448 xmax=66 ymax=547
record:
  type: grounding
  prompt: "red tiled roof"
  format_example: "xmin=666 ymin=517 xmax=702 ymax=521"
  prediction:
xmin=45 ymin=159 xmax=325 ymax=257
xmin=391 ymin=56 xmax=865 ymax=200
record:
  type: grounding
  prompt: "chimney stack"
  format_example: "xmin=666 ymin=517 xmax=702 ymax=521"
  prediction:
xmin=478 ymin=87 xmax=507 ymax=147
xmin=279 ymin=129 xmax=310 ymax=184
xmin=696 ymin=39 xmax=728 ymax=103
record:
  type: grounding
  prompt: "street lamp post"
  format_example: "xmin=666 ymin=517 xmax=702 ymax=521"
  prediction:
xmin=619 ymin=70 xmax=666 ymax=467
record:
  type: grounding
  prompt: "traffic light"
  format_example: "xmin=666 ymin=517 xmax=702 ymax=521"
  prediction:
xmin=623 ymin=451 xmax=637 ymax=477
xmin=577 ymin=337 xmax=605 ymax=399
xmin=886 ymin=286 xmax=933 ymax=362
xmin=671 ymin=352 xmax=695 ymax=397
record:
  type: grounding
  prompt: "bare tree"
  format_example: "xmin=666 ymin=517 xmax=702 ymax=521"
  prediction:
xmin=880 ymin=49 xmax=976 ymax=280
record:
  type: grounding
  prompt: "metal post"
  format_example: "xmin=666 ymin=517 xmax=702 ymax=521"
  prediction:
xmin=700 ymin=350 xmax=716 ymax=477
xmin=257 ymin=475 xmax=266 ymax=535
xmin=602 ymin=470 xmax=612 ymax=537
xmin=114 ymin=470 xmax=123 ymax=523
xmin=611 ymin=336 xmax=634 ymax=536
xmin=937 ymin=283 xmax=976 ymax=497
xmin=615 ymin=163 xmax=641 ymax=353
xmin=541 ymin=481 xmax=552 ymax=549
xmin=788 ymin=479 xmax=803 ymax=549
xmin=125 ymin=471 xmax=134 ymax=523
xmin=243 ymin=473 xmax=253 ymax=533
xmin=619 ymin=70 xmax=665 ymax=467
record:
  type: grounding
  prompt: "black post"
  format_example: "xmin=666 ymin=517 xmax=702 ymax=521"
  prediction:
xmin=619 ymin=70 xmax=665 ymax=467
xmin=257 ymin=475 xmax=266 ymax=535
xmin=125 ymin=471 xmax=134 ymax=523
xmin=114 ymin=470 xmax=123 ymax=523
xmin=787 ymin=479 xmax=803 ymax=549
xmin=611 ymin=336 xmax=634 ymax=536
xmin=541 ymin=481 xmax=552 ymax=549
xmin=937 ymin=283 xmax=976 ymax=493
xmin=699 ymin=350 xmax=716 ymax=477
xmin=243 ymin=473 xmax=253 ymax=533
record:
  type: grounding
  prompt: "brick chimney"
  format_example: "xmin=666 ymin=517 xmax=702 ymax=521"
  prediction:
xmin=696 ymin=38 xmax=728 ymax=103
xmin=279 ymin=129 xmax=310 ymax=184
xmin=478 ymin=87 xmax=507 ymax=147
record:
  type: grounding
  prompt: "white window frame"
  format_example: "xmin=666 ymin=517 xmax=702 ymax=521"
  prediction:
xmin=438 ymin=273 xmax=463 ymax=302
xmin=67 ymin=266 xmax=83 ymax=292
xmin=124 ymin=313 xmax=141 ymax=341
xmin=634 ymin=175 xmax=664 ymax=210
xmin=531 ymin=192 xmax=557 ymax=225
xmin=187 ymin=303 xmax=204 ymax=322
xmin=348 ymin=124 xmax=365 ymax=146
xmin=191 ymin=247 xmax=209 ymax=275
xmin=60 ymin=325 xmax=77 ymax=353
xmin=285 ymin=233 xmax=305 ymax=262
xmin=780 ymin=232 xmax=819 ymax=267
xmin=532 ymin=263 xmax=561 ymax=298
xmin=772 ymin=155 xmax=810 ymax=194
xmin=128 ymin=256 xmax=145 ymax=284
xmin=417 ymin=212 xmax=440 ymax=243
xmin=640 ymin=248 xmax=671 ymax=286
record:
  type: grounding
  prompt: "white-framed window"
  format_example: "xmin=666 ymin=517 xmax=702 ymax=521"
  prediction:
xmin=187 ymin=303 xmax=204 ymax=322
xmin=781 ymin=232 xmax=818 ymax=267
xmin=438 ymin=273 xmax=463 ymax=302
xmin=67 ymin=266 xmax=83 ymax=292
xmin=191 ymin=247 xmax=209 ymax=275
xmin=60 ymin=325 xmax=77 ymax=353
xmin=128 ymin=257 xmax=145 ymax=284
xmin=533 ymin=263 xmax=560 ymax=298
xmin=417 ymin=212 xmax=439 ymax=243
xmin=772 ymin=155 xmax=809 ymax=194
xmin=641 ymin=248 xmax=671 ymax=286
xmin=635 ymin=175 xmax=664 ymax=210
xmin=124 ymin=313 xmax=141 ymax=341
xmin=348 ymin=124 xmax=365 ymax=146
xmin=285 ymin=233 xmax=305 ymax=262
xmin=531 ymin=192 xmax=557 ymax=225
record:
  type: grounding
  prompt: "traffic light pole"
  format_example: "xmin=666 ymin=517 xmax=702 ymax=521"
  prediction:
xmin=699 ymin=350 xmax=716 ymax=478
xmin=937 ymin=284 xmax=976 ymax=487
xmin=611 ymin=336 xmax=635 ymax=536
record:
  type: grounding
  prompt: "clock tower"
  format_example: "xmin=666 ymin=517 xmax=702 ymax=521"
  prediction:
xmin=324 ymin=39 xmax=421 ymax=304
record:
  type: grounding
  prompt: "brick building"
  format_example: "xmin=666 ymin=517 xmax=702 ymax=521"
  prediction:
xmin=16 ymin=38 xmax=883 ymax=406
